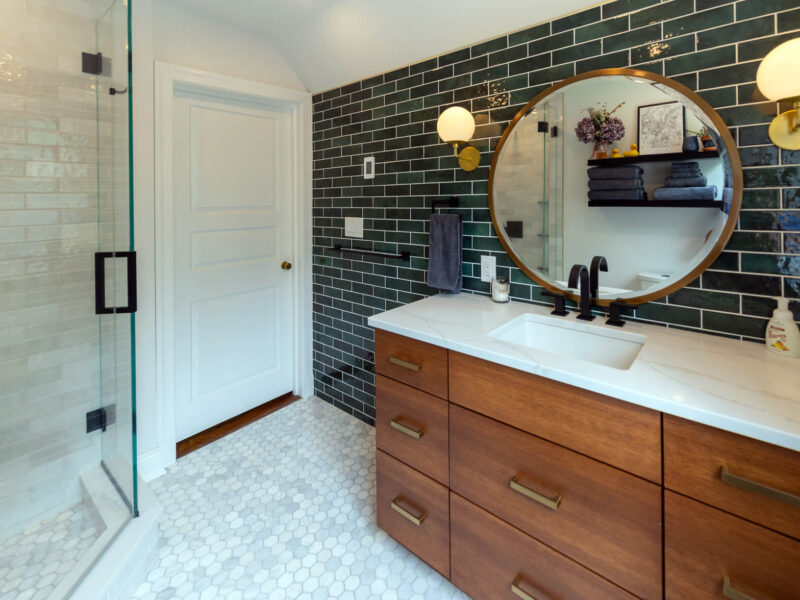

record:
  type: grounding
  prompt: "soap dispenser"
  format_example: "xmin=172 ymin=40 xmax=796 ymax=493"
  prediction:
xmin=766 ymin=297 xmax=800 ymax=357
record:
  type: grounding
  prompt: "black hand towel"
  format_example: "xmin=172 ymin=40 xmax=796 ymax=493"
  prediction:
xmin=666 ymin=175 xmax=708 ymax=187
xmin=587 ymin=166 xmax=644 ymax=180
xmin=588 ymin=179 xmax=644 ymax=191
xmin=652 ymin=186 xmax=717 ymax=201
xmin=588 ymin=189 xmax=647 ymax=201
xmin=427 ymin=213 xmax=462 ymax=293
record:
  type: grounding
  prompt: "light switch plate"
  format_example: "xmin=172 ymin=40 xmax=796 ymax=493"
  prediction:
xmin=363 ymin=156 xmax=375 ymax=180
xmin=481 ymin=255 xmax=496 ymax=282
xmin=345 ymin=217 xmax=364 ymax=238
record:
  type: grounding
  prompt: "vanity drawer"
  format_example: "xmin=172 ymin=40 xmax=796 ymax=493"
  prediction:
xmin=374 ymin=329 xmax=448 ymax=399
xmin=664 ymin=415 xmax=800 ymax=540
xmin=449 ymin=351 xmax=661 ymax=482
xmin=449 ymin=404 xmax=662 ymax=599
xmin=376 ymin=375 xmax=449 ymax=485
xmin=665 ymin=490 xmax=800 ymax=599
xmin=451 ymin=492 xmax=636 ymax=600
xmin=376 ymin=450 xmax=449 ymax=578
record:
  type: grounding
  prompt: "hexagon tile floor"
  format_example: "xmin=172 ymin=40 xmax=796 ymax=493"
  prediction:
xmin=0 ymin=501 xmax=100 ymax=600
xmin=132 ymin=397 xmax=469 ymax=600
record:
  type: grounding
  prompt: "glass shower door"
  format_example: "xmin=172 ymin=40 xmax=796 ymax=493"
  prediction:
xmin=0 ymin=0 xmax=136 ymax=596
xmin=95 ymin=0 xmax=138 ymax=515
xmin=545 ymin=95 xmax=564 ymax=281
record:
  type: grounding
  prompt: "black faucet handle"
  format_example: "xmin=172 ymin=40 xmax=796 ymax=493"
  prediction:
xmin=541 ymin=290 xmax=569 ymax=316
xmin=606 ymin=300 xmax=636 ymax=327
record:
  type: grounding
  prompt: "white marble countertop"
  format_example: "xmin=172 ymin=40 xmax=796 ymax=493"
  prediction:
xmin=368 ymin=293 xmax=800 ymax=452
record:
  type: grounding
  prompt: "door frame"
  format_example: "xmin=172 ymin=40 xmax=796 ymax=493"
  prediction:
xmin=154 ymin=62 xmax=313 ymax=469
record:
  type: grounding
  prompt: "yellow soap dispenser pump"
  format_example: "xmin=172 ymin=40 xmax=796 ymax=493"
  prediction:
xmin=766 ymin=297 xmax=800 ymax=357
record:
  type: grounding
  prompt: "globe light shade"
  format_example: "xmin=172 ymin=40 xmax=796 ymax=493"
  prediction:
xmin=757 ymin=37 xmax=800 ymax=150
xmin=756 ymin=38 xmax=800 ymax=102
xmin=437 ymin=106 xmax=475 ymax=153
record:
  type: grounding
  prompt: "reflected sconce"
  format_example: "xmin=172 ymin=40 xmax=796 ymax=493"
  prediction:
xmin=757 ymin=37 xmax=800 ymax=150
xmin=437 ymin=106 xmax=481 ymax=171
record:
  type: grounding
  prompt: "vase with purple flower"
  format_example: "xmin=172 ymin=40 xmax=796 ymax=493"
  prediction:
xmin=575 ymin=102 xmax=626 ymax=159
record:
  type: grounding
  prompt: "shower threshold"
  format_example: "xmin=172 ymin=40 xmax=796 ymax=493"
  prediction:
xmin=0 ymin=464 xmax=130 ymax=600
xmin=54 ymin=464 xmax=130 ymax=599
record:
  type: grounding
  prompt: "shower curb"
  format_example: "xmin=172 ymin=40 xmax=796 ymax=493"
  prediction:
xmin=70 ymin=476 xmax=161 ymax=600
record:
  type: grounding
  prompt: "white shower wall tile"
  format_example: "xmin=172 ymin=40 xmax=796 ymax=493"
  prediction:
xmin=134 ymin=397 xmax=468 ymax=600
xmin=0 ymin=0 xmax=129 ymax=535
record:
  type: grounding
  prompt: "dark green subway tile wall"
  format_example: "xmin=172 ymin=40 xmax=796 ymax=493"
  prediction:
xmin=311 ymin=0 xmax=800 ymax=424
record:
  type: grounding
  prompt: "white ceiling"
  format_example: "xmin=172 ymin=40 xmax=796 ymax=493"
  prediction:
xmin=156 ymin=0 xmax=603 ymax=92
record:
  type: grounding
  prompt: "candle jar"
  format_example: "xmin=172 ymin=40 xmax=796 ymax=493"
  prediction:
xmin=492 ymin=276 xmax=510 ymax=303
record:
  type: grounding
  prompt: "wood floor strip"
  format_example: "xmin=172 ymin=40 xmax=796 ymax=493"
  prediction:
xmin=176 ymin=392 xmax=299 ymax=458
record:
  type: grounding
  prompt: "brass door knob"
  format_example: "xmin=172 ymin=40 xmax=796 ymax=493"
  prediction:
xmin=281 ymin=261 xmax=292 ymax=270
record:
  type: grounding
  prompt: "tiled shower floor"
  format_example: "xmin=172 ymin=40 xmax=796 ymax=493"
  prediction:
xmin=0 ymin=501 xmax=101 ymax=600
xmin=133 ymin=397 xmax=468 ymax=600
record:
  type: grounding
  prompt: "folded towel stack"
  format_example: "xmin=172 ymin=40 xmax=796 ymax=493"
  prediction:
xmin=653 ymin=186 xmax=717 ymax=201
xmin=587 ymin=166 xmax=646 ymax=201
xmin=653 ymin=161 xmax=716 ymax=201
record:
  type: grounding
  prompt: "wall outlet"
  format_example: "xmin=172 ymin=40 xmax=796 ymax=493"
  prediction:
xmin=363 ymin=156 xmax=375 ymax=180
xmin=344 ymin=216 xmax=364 ymax=238
xmin=480 ymin=255 xmax=496 ymax=283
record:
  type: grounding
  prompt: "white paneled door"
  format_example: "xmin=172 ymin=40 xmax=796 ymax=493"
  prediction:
xmin=171 ymin=90 xmax=294 ymax=441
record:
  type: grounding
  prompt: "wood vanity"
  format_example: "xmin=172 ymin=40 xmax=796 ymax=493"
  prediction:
xmin=374 ymin=329 xmax=800 ymax=599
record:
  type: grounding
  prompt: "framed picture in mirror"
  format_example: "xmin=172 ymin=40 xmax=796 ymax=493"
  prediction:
xmin=637 ymin=101 xmax=685 ymax=155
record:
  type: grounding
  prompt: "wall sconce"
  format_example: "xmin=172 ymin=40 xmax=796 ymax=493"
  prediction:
xmin=757 ymin=37 xmax=800 ymax=150
xmin=436 ymin=106 xmax=481 ymax=171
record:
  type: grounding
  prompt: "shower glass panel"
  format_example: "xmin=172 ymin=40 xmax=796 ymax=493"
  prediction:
xmin=0 ymin=0 xmax=136 ymax=597
xmin=96 ymin=0 xmax=137 ymax=516
xmin=544 ymin=95 xmax=564 ymax=280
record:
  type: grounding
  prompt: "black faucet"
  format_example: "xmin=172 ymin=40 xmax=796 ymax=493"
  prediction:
xmin=589 ymin=256 xmax=608 ymax=299
xmin=568 ymin=264 xmax=595 ymax=321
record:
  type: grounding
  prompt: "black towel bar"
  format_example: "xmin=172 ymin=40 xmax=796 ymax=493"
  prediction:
xmin=331 ymin=244 xmax=410 ymax=262
xmin=431 ymin=196 xmax=459 ymax=213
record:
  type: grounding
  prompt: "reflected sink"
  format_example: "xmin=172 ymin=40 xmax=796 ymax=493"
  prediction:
xmin=488 ymin=313 xmax=646 ymax=370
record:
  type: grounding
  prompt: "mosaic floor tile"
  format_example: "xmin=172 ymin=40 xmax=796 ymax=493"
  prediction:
xmin=133 ymin=397 xmax=468 ymax=600
xmin=0 ymin=502 xmax=100 ymax=600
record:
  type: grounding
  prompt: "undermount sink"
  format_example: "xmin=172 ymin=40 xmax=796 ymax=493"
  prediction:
xmin=488 ymin=313 xmax=646 ymax=370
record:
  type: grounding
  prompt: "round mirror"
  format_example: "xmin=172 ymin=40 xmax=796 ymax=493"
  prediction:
xmin=489 ymin=68 xmax=742 ymax=305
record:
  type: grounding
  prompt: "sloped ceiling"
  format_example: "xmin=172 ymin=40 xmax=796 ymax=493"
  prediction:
xmin=156 ymin=0 xmax=603 ymax=92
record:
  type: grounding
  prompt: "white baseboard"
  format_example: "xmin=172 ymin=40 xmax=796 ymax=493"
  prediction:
xmin=136 ymin=448 xmax=166 ymax=482
xmin=301 ymin=374 xmax=315 ymax=398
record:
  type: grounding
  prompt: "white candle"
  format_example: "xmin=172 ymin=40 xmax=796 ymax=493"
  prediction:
xmin=492 ymin=276 xmax=510 ymax=303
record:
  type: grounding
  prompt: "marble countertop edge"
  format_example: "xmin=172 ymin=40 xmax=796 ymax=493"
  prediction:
xmin=368 ymin=293 xmax=800 ymax=452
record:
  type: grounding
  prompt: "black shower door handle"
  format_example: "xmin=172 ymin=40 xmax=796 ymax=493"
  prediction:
xmin=95 ymin=251 xmax=137 ymax=314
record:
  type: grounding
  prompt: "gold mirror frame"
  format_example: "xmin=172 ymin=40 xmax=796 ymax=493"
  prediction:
xmin=488 ymin=68 xmax=743 ymax=307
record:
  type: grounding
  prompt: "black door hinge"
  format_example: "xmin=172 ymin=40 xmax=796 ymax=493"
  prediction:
xmin=86 ymin=405 xmax=116 ymax=433
xmin=82 ymin=52 xmax=103 ymax=75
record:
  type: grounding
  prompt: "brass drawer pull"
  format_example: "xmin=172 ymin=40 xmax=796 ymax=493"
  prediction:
xmin=390 ymin=418 xmax=424 ymax=439
xmin=720 ymin=466 xmax=800 ymax=509
xmin=511 ymin=575 xmax=544 ymax=600
xmin=723 ymin=576 xmax=759 ymax=600
xmin=390 ymin=496 xmax=427 ymax=526
xmin=509 ymin=476 xmax=561 ymax=511
xmin=388 ymin=354 xmax=421 ymax=372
